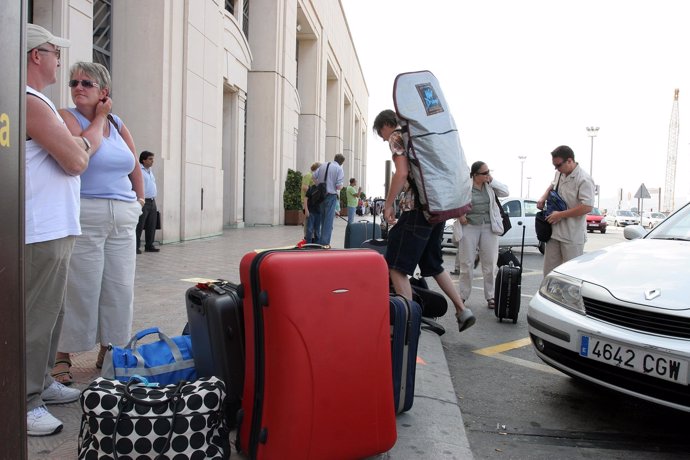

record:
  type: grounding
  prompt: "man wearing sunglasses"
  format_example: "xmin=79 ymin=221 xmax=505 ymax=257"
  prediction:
xmin=25 ymin=23 xmax=108 ymax=436
xmin=536 ymin=145 xmax=595 ymax=275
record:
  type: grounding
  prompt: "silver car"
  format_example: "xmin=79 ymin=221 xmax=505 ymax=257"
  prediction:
xmin=605 ymin=209 xmax=640 ymax=227
xmin=528 ymin=201 xmax=690 ymax=412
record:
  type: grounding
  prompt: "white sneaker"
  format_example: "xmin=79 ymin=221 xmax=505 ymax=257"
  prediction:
xmin=42 ymin=380 xmax=80 ymax=405
xmin=27 ymin=406 xmax=63 ymax=436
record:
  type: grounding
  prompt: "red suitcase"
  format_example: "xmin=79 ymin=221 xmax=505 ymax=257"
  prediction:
xmin=237 ymin=248 xmax=396 ymax=460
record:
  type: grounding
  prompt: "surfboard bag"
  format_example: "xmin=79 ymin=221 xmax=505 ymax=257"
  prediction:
xmin=393 ymin=70 xmax=472 ymax=224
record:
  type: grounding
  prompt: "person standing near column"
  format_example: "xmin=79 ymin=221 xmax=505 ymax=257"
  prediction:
xmin=346 ymin=178 xmax=361 ymax=225
xmin=25 ymin=24 xmax=108 ymax=436
xmin=314 ymin=153 xmax=345 ymax=247
xmin=136 ymin=150 xmax=159 ymax=253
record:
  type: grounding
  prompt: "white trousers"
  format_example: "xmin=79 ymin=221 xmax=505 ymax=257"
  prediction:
xmin=59 ymin=198 xmax=141 ymax=352
xmin=457 ymin=223 xmax=499 ymax=301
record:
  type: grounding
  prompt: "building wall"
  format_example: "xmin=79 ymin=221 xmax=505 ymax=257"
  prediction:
xmin=29 ymin=0 xmax=367 ymax=240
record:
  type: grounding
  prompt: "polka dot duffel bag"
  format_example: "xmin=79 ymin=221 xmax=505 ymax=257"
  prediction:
xmin=78 ymin=375 xmax=230 ymax=460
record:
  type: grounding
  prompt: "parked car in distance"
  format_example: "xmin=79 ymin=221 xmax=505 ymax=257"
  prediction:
xmin=528 ymin=201 xmax=690 ymax=412
xmin=605 ymin=209 xmax=640 ymax=227
xmin=442 ymin=197 xmax=545 ymax=254
xmin=586 ymin=207 xmax=607 ymax=233
xmin=641 ymin=212 xmax=666 ymax=229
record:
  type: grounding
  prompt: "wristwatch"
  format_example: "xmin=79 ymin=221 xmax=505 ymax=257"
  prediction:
xmin=81 ymin=136 xmax=91 ymax=153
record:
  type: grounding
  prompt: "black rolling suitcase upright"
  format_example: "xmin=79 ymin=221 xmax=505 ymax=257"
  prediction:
xmin=185 ymin=279 xmax=245 ymax=426
xmin=494 ymin=225 xmax=525 ymax=323
xmin=390 ymin=294 xmax=422 ymax=413
xmin=345 ymin=220 xmax=382 ymax=248
xmin=361 ymin=198 xmax=388 ymax=255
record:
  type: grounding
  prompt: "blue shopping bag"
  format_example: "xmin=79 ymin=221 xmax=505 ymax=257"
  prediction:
xmin=101 ymin=327 xmax=196 ymax=385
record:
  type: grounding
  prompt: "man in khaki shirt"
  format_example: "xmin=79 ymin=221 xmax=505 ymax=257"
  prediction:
xmin=537 ymin=145 xmax=595 ymax=275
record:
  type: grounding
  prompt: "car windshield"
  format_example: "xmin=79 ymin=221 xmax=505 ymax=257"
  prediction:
xmin=646 ymin=203 xmax=690 ymax=240
xmin=651 ymin=212 xmax=665 ymax=219
xmin=617 ymin=210 xmax=634 ymax=217
xmin=588 ymin=208 xmax=602 ymax=216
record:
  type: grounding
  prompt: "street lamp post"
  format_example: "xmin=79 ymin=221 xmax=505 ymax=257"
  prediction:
xmin=586 ymin=126 xmax=600 ymax=208
xmin=518 ymin=155 xmax=527 ymax=197
xmin=526 ymin=176 xmax=532 ymax=198
xmin=586 ymin=126 xmax=599 ymax=177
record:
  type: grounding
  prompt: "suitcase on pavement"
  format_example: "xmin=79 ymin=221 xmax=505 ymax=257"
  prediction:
xmin=497 ymin=247 xmax=520 ymax=268
xmin=409 ymin=276 xmax=448 ymax=318
xmin=494 ymin=225 xmax=525 ymax=323
xmin=344 ymin=220 xmax=381 ymax=248
xmin=361 ymin=199 xmax=388 ymax=255
xmin=237 ymin=248 xmax=396 ymax=460
xmin=185 ymin=279 xmax=245 ymax=426
xmin=390 ymin=295 xmax=422 ymax=413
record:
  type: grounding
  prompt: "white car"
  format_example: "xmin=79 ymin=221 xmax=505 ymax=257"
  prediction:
xmin=641 ymin=211 xmax=666 ymax=229
xmin=528 ymin=201 xmax=690 ymax=412
xmin=442 ymin=197 xmax=545 ymax=254
xmin=605 ymin=209 xmax=640 ymax=227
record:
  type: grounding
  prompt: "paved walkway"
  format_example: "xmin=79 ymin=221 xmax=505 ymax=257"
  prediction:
xmin=28 ymin=216 xmax=472 ymax=459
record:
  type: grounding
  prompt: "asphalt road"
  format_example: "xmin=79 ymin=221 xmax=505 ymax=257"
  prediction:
xmin=437 ymin=226 xmax=690 ymax=460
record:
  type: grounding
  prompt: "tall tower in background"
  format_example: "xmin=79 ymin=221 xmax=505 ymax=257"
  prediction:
xmin=663 ymin=89 xmax=680 ymax=213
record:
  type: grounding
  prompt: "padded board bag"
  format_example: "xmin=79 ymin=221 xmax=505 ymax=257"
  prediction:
xmin=185 ymin=279 xmax=245 ymax=427
xmin=78 ymin=376 xmax=230 ymax=459
xmin=393 ymin=70 xmax=472 ymax=224
xmin=390 ymin=295 xmax=422 ymax=413
xmin=237 ymin=247 xmax=397 ymax=460
xmin=494 ymin=225 xmax=526 ymax=323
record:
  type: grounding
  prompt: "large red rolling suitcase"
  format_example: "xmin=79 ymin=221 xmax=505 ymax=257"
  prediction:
xmin=237 ymin=248 xmax=396 ymax=460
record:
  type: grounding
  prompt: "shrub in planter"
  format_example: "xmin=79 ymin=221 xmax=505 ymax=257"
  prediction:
xmin=284 ymin=169 xmax=304 ymax=225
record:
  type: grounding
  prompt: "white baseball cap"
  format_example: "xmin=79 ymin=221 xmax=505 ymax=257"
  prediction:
xmin=27 ymin=23 xmax=70 ymax=51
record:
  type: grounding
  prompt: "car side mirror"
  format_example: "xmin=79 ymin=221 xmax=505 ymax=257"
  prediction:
xmin=624 ymin=225 xmax=647 ymax=240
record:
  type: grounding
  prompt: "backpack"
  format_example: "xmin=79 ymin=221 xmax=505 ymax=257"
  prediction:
xmin=393 ymin=70 xmax=472 ymax=224
xmin=306 ymin=162 xmax=331 ymax=211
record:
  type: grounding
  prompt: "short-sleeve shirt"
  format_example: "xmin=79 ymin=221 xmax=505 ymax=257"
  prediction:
xmin=551 ymin=164 xmax=595 ymax=244
xmin=346 ymin=186 xmax=359 ymax=207
xmin=300 ymin=171 xmax=313 ymax=202
xmin=388 ymin=130 xmax=416 ymax=212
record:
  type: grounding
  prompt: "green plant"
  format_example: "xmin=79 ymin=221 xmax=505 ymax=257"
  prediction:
xmin=340 ymin=188 xmax=348 ymax=211
xmin=283 ymin=169 xmax=303 ymax=210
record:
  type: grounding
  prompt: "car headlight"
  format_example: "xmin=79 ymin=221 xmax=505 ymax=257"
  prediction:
xmin=539 ymin=272 xmax=585 ymax=314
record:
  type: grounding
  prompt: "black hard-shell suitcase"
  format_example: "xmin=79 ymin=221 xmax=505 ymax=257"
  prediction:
xmin=494 ymin=226 xmax=525 ymax=323
xmin=390 ymin=294 xmax=422 ymax=414
xmin=185 ymin=279 xmax=245 ymax=425
xmin=361 ymin=198 xmax=387 ymax=255
xmin=345 ymin=220 xmax=381 ymax=248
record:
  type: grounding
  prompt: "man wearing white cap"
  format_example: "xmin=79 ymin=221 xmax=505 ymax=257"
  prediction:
xmin=24 ymin=23 xmax=109 ymax=436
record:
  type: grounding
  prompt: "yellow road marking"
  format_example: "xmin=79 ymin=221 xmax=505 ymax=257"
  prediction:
xmin=474 ymin=337 xmax=532 ymax=356
xmin=473 ymin=337 xmax=563 ymax=375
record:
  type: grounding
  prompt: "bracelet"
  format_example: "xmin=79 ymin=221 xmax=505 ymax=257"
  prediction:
xmin=81 ymin=136 xmax=91 ymax=153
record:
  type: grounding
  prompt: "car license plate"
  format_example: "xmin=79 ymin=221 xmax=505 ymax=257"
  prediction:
xmin=579 ymin=335 xmax=689 ymax=385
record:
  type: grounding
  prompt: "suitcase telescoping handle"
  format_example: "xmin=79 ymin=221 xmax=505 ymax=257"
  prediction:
xmin=519 ymin=223 xmax=526 ymax=269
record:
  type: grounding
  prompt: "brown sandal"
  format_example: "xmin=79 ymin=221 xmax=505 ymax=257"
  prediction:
xmin=51 ymin=359 xmax=73 ymax=386
xmin=95 ymin=345 xmax=107 ymax=369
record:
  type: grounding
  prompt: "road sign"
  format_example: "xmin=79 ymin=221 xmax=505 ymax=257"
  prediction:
xmin=634 ymin=183 xmax=651 ymax=199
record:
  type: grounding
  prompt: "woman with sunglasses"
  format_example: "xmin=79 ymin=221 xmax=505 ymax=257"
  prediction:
xmin=51 ymin=62 xmax=144 ymax=384
xmin=455 ymin=161 xmax=509 ymax=310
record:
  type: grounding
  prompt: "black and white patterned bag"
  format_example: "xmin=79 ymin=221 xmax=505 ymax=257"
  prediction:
xmin=78 ymin=376 xmax=229 ymax=459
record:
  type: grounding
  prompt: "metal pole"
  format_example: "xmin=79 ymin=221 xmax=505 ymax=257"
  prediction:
xmin=590 ymin=135 xmax=594 ymax=177
xmin=518 ymin=156 xmax=526 ymax=197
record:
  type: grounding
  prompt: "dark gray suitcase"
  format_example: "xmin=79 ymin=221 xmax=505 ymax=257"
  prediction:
xmin=345 ymin=220 xmax=381 ymax=248
xmin=390 ymin=294 xmax=422 ymax=413
xmin=185 ymin=279 xmax=245 ymax=426
xmin=494 ymin=225 xmax=525 ymax=323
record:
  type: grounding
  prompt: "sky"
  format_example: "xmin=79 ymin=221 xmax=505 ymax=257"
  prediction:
xmin=342 ymin=0 xmax=690 ymax=212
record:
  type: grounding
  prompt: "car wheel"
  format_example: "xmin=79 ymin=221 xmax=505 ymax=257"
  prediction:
xmin=615 ymin=220 xmax=620 ymax=227
xmin=648 ymin=222 xmax=654 ymax=229
xmin=600 ymin=227 xmax=606 ymax=234
xmin=588 ymin=229 xmax=593 ymax=233
xmin=538 ymin=241 xmax=545 ymax=255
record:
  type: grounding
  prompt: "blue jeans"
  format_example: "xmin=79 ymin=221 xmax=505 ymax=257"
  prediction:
xmin=305 ymin=209 xmax=321 ymax=243
xmin=318 ymin=194 xmax=338 ymax=246
xmin=347 ymin=207 xmax=356 ymax=225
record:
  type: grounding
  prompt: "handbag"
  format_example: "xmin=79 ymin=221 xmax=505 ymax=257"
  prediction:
xmin=101 ymin=327 xmax=196 ymax=385
xmin=535 ymin=210 xmax=552 ymax=242
xmin=545 ymin=175 xmax=567 ymax=216
xmin=306 ymin=162 xmax=331 ymax=210
xmin=495 ymin=195 xmax=512 ymax=236
xmin=78 ymin=376 xmax=230 ymax=459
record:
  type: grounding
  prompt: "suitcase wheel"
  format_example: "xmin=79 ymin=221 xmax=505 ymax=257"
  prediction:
xmin=512 ymin=318 xmax=517 ymax=324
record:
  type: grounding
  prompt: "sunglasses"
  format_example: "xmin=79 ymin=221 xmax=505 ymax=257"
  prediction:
xmin=553 ymin=160 xmax=568 ymax=169
xmin=68 ymin=79 xmax=100 ymax=89
xmin=476 ymin=170 xmax=491 ymax=176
